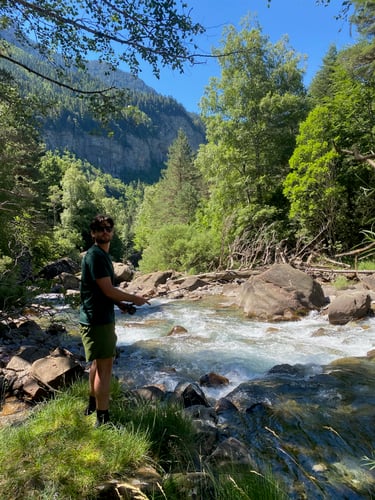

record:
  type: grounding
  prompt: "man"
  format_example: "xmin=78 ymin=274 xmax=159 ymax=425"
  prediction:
xmin=80 ymin=214 xmax=150 ymax=426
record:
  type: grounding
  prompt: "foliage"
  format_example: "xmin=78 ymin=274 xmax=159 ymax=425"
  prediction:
xmin=0 ymin=0 xmax=204 ymax=92
xmin=284 ymin=36 xmax=375 ymax=255
xmin=196 ymin=20 xmax=308 ymax=267
xmin=0 ymin=378 xmax=198 ymax=498
xmin=357 ymin=260 xmax=375 ymax=270
xmin=134 ymin=130 xmax=213 ymax=272
xmin=332 ymin=275 xmax=350 ymax=290
xmin=158 ymin=468 xmax=287 ymax=500
xmin=111 ymin=393 xmax=197 ymax=472
xmin=309 ymin=44 xmax=339 ymax=101
xmin=37 ymin=150 xmax=143 ymax=262
xmin=134 ymin=130 xmax=203 ymax=247
xmin=138 ymin=223 xmax=220 ymax=274
xmin=0 ymin=70 xmax=49 ymax=295
xmin=158 ymin=129 xmax=203 ymax=225
xmin=0 ymin=255 xmax=27 ymax=309
xmin=349 ymin=0 xmax=375 ymax=76
xmin=283 ymin=105 xmax=347 ymax=248
xmin=208 ymin=469 xmax=288 ymax=500
xmin=0 ymin=71 xmax=43 ymax=239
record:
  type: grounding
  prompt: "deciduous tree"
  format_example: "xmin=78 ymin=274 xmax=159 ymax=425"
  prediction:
xmin=134 ymin=130 xmax=210 ymax=272
xmin=196 ymin=21 xmax=308 ymax=267
xmin=0 ymin=0 xmax=204 ymax=94
xmin=284 ymin=37 xmax=375 ymax=255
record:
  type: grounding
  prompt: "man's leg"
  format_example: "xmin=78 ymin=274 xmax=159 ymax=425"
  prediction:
xmin=94 ymin=357 xmax=113 ymax=425
xmin=84 ymin=360 xmax=97 ymax=415
xmin=89 ymin=360 xmax=97 ymax=396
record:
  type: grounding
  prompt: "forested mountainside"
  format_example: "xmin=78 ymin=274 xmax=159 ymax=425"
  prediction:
xmin=0 ymin=31 xmax=206 ymax=183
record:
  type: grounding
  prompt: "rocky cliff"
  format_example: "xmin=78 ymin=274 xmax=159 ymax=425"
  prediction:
xmin=1 ymin=32 xmax=206 ymax=183
xmin=43 ymin=87 xmax=206 ymax=183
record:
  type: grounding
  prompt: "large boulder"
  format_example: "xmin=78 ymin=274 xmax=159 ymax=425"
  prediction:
xmin=113 ymin=262 xmax=134 ymax=284
xmin=30 ymin=348 xmax=84 ymax=389
xmin=238 ymin=264 xmax=327 ymax=321
xmin=55 ymin=272 xmax=80 ymax=290
xmin=38 ymin=258 xmax=79 ymax=280
xmin=327 ymin=292 xmax=372 ymax=325
xmin=125 ymin=270 xmax=173 ymax=296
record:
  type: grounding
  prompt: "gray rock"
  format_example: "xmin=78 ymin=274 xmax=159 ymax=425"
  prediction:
xmin=38 ymin=258 xmax=79 ymax=280
xmin=327 ymin=292 xmax=372 ymax=325
xmin=113 ymin=262 xmax=134 ymax=284
xmin=31 ymin=354 xmax=83 ymax=389
xmin=238 ymin=263 xmax=327 ymax=321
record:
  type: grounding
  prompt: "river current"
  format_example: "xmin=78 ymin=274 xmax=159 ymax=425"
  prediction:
xmin=113 ymin=296 xmax=375 ymax=398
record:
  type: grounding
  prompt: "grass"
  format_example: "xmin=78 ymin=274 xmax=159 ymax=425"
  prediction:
xmin=110 ymin=393 xmax=198 ymax=472
xmin=0 ymin=379 xmax=287 ymax=499
xmin=357 ymin=260 xmax=375 ymax=271
xmin=362 ymin=454 xmax=375 ymax=470
xmin=212 ymin=470 xmax=288 ymax=500
xmin=332 ymin=275 xmax=351 ymax=290
xmin=0 ymin=381 xmax=150 ymax=499
xmin=157 ymin=468 xmax=289 ymax=500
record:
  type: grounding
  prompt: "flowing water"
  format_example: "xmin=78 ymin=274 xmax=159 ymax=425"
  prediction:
xmin=47 ymin=294 xmax=375 ymax=497
xmin=113 ymin=296 xmax=375 ymax=398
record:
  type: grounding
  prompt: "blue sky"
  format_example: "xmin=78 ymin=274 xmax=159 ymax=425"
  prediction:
xmin=119 ymin=0 xmax=356 ymax=113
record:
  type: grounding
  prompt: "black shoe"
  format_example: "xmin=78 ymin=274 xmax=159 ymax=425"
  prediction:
xmin=84 ymin=396 xmax=96 ymax=416
xmin=95 ymin=409 xmax=110 ymax=427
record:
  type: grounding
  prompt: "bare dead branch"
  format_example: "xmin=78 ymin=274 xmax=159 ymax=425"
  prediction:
xmin=0 ymin=53 xmax=114 ymax=94
xmin=293 ymin=225 xmax=328 ymax=259
xmin=335 ymin=240 xmax=375 ymax=258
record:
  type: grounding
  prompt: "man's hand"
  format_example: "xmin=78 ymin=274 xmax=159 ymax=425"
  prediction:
xmin=131 ymin=295 xmax=151 ymax=307
xmin=117 ymin=302 xmax=137 ymax=315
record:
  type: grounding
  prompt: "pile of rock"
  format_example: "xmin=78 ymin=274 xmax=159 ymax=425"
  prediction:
xmin=0 ymin=318 xmax=84 ymax=424
xmin=1 ymin=260 xmax=375 ymax=497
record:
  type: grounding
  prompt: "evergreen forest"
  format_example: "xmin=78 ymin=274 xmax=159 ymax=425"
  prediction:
xmin=0 ymin=0 xmax=374 ymax=309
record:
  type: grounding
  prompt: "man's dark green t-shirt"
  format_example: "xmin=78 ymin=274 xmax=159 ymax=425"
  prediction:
xmin=80 ymin=245 xmax=115 ymax=325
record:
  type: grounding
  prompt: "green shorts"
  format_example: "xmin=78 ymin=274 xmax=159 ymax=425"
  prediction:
xmin=80 ymin=323 xmax=117 ymax=362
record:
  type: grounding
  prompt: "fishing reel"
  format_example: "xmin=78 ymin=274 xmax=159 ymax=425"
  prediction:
xmin=122 ymin=303 xmax=137 ymax=315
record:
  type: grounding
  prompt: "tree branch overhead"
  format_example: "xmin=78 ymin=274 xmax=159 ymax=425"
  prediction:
xmin=1 ymin=0 xmax=205 ymax=86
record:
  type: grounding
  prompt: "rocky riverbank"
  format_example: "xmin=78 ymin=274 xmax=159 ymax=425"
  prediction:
xmin=1 ymin=262 xmax=375 ymax=497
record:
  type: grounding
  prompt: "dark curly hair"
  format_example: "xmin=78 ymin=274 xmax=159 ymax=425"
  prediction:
xmin=90 ymin=214 xmax=114 ymax=231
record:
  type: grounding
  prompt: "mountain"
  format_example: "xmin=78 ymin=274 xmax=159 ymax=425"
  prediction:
xmin=42 ymin=64 xmax=206 ymax=183
xmin=0 ymin=30 xmax=206 ymax=183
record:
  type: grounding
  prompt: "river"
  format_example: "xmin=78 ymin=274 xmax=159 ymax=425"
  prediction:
xmin=113 ymin=296 xmax=375 ymax=398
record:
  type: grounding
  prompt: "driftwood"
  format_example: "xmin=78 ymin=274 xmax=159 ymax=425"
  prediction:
xmin=172 ymin=266 xmax=374 ymax=291
xmin=335 ymin=241 xmax=375 ymax=258
xmin=305 ymin=267 xmax=373 ymax=275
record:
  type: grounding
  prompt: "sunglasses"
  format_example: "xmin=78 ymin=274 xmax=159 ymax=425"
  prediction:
xmin=96 ymin=225 xmax=113 ymax=233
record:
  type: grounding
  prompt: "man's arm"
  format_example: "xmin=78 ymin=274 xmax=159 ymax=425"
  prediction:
xmin=95 ymin=276 xmax=150 ymax=306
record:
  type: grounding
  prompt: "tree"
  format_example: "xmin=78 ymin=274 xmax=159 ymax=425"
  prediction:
xmin=53 ymin=162 xmax=97 ymax=257
xmin=0 ymin=0 xmax=204 ymax=94
xmin=134 ymin=130 xmax=202 ymax=248
xmin=309 ymin=45 xmax=339 ymax=101
xmin=47 ymin=153 xmax=134 ymax=260
xmin=283 ymin=106 xmax=347 ymax=250
xmin=138 ymin=223 xmax=219 ymax=273
xmin=0 ymin=70 xmax=44 ymax=256
xmin=0 ymin=70 xmax=48 ymax=305
xmin=196 ymin=21 xmax=308 ymax=267
xmin=133 ymin=130 xmax=214 ymax=273
xmin=284 ymin=36 xmax=375 ymax=256
xmin=156 ymin=129 xmax=202 ymax=224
